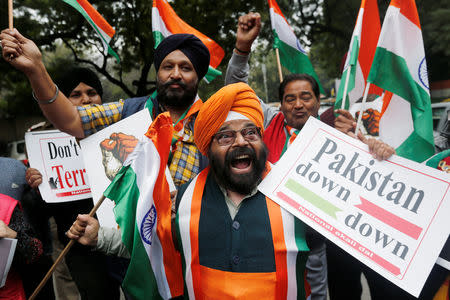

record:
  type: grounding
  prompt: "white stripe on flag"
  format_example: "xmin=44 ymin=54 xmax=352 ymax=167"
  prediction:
xmin=270 ymin=8 xmax=306 ymax=53
xmin=152 ymin=7 xmax=172 ymax=37
xmin=178 ymin=175 xmax=199 ymax=300
xmin=379 ymin=95 xmax=414 ymax=148
xmin=134 ymin=141 xmax=171 ymax=299
xmin=378 ymin=7 xmax=428 ymax=90
xmin=281 ymin=208 xmax=298 ymax=299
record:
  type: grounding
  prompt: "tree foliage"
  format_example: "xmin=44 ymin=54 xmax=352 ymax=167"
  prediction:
xmin=0 ymin=0 xmax=448 ymax=117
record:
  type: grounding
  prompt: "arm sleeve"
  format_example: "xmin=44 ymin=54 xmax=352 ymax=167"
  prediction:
xmin=225 ymin=52 xmax=278 ymax=129
xmin=77 ymin=100 xmax=125 ymax=137
xmin=9 ymin=206 xmax=43 ymax=264
xmin=225 ymin=52 xmax=251 ymax=85
xmin=95 ymin=227 xmax=130 ymax=259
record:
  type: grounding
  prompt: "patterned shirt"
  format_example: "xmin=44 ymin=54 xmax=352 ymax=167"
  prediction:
xmin=77 ymin=98 xmax=202 ymax=187
xmin=77 ymin=100 xmax=124 ymax=136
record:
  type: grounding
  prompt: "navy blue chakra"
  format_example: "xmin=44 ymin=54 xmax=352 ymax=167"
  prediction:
xmin=140 ymin=205 xmax=157 ymax=245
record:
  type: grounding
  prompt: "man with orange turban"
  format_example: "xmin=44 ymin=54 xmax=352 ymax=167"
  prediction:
xmin=68 ymin=82 xmax=312 ymax=299
xmin=172 ymin=82 xmax=311 ymax=299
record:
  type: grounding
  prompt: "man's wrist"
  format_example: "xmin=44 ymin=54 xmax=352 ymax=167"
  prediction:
xmin=234 ymin=42 xmax=251 ymax=55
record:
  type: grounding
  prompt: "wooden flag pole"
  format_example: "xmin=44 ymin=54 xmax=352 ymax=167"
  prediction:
xmin=8 ymin=0 xmax=13 ymax=29
xmin=28 ymin=195 xmax=107 ymax=300
xmin=355 ymin=83 xmax=371 ymax=135
xmin=275 ymin=48 xmax=283 ymax=83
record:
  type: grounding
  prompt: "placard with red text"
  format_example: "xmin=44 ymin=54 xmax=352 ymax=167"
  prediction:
xmin=25 ymin=130 xmax=91 ymax=203
xmin=259 ymin=117 xmax=450 ymax=297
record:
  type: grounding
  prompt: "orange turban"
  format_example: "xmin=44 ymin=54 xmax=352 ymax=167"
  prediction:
xmin=194 ymin=82 xmax=263 ymax=156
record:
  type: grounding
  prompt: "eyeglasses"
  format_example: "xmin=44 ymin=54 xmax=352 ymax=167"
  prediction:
xmin=213 ymin=126 xmax=261 ymax=146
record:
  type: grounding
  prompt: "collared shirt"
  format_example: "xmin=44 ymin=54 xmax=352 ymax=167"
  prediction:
xmin=219 ymin=185 xmax=258 ymax=220
xmin=76 ymin=97 xmax=203 ymax=187
xmin=77 ymin=100 xmax=124 ymax=137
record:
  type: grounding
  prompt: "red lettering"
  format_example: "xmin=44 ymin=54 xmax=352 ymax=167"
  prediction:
xmin=79 ymin=169 xmax=87 ymax=185
xmin=51 ymin=165 xmax=64 ymax=189
xmin=51 ymin=165 xmax=88 ymax=189
xmin=65 ymin=171 xmax=73 ymax=188
xmin=71 ymin=170 xmax=79 ymax=186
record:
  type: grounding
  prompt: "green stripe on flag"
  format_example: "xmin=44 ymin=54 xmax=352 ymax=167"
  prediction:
xmin=204 ymin=66 xmax=222 ymax=83
xmin=285 ymin=178 xmax=341 ymax=219
xmin=335 ymin=36 xmax=359 ymax=111
xmin=294 ymin=219 xmax=308 ymax=300
xmin=273 ymin=32 xmax=324 ymax=94
xmin=104 ymin=166 xmax=162 ymax=299
xmin=62 ymin=0 xmax=120 ymax=63
xmin=368 ymin=48 xmax=430 ymax=111
xmin=153 ymin=31 xmax=165 ymax=48
xmin=368 ymin=48 xmax=434 ymax=161
xmin=395 ymin=130 xmax=435 ymax=162
xmin=335 ymin=67 xmax=355 ymax=111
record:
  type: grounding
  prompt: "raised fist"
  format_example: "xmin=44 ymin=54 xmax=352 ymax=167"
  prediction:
xmin=100 ymin=133 xmax=138 ymax=181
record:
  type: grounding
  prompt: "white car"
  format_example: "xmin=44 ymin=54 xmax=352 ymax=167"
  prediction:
xmin=7 ymin=140 xmax=26 ymax=162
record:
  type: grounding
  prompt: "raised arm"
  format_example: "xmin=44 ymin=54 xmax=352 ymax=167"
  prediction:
xmin=225 ymin=12 xmax=261 ymax=86
xmin=1 ymin=29 xmax=85 ymax=138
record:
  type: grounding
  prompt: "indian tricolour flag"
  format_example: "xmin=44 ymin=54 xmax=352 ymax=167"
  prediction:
xmin=104 ymin=113 xmax=183 ymax=299
xmin=367 ymin=0 xmax=434 ymax=162
xmin=268 ymin=0 xmax=324 ymax=94
xmin=152 ymin=0 xmax=225 ymax=83
xmin=62 ymin=0 xmax=120 ymax=62
xmin=335 ymin=0 xmax=382 ymax=111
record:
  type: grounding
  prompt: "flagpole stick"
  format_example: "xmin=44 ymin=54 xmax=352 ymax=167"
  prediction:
xmin=28 ymin=195 xmax=107 ymax=300
xmin=7 ymin=0 xmax=14 ymax=61
xmin=341 ymin=65 xmax=352 ymax=110
xmin=355 ymin=83 xmax=371 ymax=135
xmin=8 ymin=0 xmax=13 ymax=29
xmin=275 ymin=48 xmax=283 ymax=83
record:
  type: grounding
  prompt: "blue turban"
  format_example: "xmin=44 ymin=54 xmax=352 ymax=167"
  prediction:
xmin=154 ymin=34 xmax=210 ymax=80
xmin=56 ymin=67 xmax=103 ymax=98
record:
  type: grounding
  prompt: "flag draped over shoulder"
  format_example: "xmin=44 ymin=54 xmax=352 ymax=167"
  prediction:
xmin=152 ymin=0 xmax=225 ymax=83
xmin=268 ymin=0 xmax=324 ymax=94
xmin=367 ymin=0 xmax=434 ymax=162
xmin=335 ymin=0 xmax=382 ymax=111
xmin=61 ymin=0 xmax=120 ymax=62
xmin=104 ymin=113 xmax=183 ymax=299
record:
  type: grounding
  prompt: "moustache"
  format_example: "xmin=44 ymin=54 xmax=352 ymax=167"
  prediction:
xmin=162 ymin=79 xmax=187 ymax=90
xmin=225 ymin=147 xmax=256 ymax=165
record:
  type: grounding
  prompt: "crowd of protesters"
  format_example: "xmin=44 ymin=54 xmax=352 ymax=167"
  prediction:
xmin=0 ymin=11 xmax=448 ymax=300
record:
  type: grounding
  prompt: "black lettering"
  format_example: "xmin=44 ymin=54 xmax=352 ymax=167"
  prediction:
xmin=336 ymin=186 xmax=350 ymax=202
xmin=374 ymin=229 xmax=395 ymax=248
xmin=345 ymin=212 xmax=362 ymax=229
xmin=356 ymin=160 xmax=375 ymax=186
xmin=402 ymin=188 xmax=424 ymax=214
xmin=386 ymin=182 xmax=406 ymax=204
xmin=329 ymin=154 xmax=345 ymax=173
xmin=365 ymin=171 xmax=381 ymax=191
xmin=48 ymin=142 xmax=57 ymax=159
xmin=341 ymin=153 xmax=361 ymax=182
xmin=321 ymin=177 xmax=338 ymax=192
xmin=359 ymin=223 xmax=372 ymax=237
xmin=308 ymin=171 xmax=320 ymax=183
xmin=392 ymin=241 xmax=409 ymax=260
xmin=296 ymin=162 xmax=312 ymax=177
xmin=313 ymin=138 xmax=337 ymax=163
xmin=377 ymin=172 xmax=394 ymax=197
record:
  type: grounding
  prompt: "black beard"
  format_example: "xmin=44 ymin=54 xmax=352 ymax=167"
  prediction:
xmin=209 ymin=145 xmax=268 ymax=195
xmin=156 ymin=79 xmax=198 ymax=111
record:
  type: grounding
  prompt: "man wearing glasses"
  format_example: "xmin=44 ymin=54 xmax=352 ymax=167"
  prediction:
xmin=68 ymin=82 xmax=312 ymax=299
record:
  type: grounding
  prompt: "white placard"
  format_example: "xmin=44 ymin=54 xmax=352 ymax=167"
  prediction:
xmin=0 ymin=238 xmax=17 ymax=288
xmin=25 ymin=130 xmax=91 ymax=203
xmin=259 ymin=117 xmax=450 ymax=297
xmin=80 ymin=109 xmax=152 ymax=228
